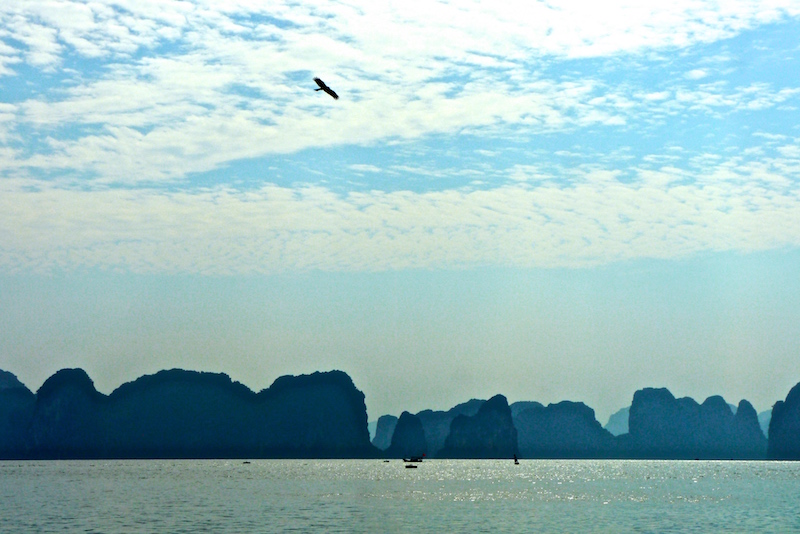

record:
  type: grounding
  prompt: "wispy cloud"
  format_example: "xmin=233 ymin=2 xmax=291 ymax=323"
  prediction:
xmin=2 ymin=142 xmax=798 ymax=273
xmin=685 ymin=68 xmax=709 ymax=80
xmin=2 ymin=1 xmax=800 ymax=273
xmin=348 ymin=164 xmax=382 ymax=174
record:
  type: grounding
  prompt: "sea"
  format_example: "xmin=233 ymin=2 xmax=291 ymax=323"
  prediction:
xmin=1 ymin=459 xmax=798 ymax=533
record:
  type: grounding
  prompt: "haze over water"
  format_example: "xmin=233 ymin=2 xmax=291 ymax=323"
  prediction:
xmin=3 ymin=1 xmax=800 ymax=425
xmin=2 ymin=460 xmax=798 ymax=533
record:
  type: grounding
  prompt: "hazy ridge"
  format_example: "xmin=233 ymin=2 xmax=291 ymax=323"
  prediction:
xmin=1 ymin=368 xmax=798 ymax=460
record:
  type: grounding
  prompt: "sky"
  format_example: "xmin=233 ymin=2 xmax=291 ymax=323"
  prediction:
xmin=2 ymin=0 xmax=800 ymax=424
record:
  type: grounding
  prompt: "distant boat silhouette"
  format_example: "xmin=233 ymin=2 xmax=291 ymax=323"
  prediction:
xmin=403 ymin=454 xmax=425 ymax=463
xmin=513 ymin=454 xmax=519 ymax=465
xmin=313 ymin=77 xmax=339 ymax=99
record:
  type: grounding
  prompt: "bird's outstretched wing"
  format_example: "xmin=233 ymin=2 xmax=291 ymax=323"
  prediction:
xmin=313 ymin=77 xmax=339 ymax=100
xmin=324 ymin=86 xmax=338 ymax=99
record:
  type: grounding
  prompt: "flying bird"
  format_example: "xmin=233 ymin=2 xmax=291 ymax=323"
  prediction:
xmin=313 ymin=77 xmax=339 ymax=100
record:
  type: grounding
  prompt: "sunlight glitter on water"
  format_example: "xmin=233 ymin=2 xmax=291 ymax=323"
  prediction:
xmin=2 ymin=460 xmax=799 ymax=533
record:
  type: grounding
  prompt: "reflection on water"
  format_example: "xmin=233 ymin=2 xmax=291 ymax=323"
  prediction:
xmin=1 ymin=460 xmax=798 ymax=533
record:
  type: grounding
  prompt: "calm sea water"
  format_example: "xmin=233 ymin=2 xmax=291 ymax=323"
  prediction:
xmin=1 ymin=459 xmax=798 ymax=533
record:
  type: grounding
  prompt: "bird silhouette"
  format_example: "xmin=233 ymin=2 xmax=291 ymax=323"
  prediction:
xmin=313 ymin=77 xmax=339 ymax=100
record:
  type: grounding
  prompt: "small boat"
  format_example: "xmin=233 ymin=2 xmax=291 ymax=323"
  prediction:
xmin=403 ymin=455 xmax=425 ymax=463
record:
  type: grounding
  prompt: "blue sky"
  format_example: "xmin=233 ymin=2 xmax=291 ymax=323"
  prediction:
xmin=2 ymin=1 xmax=800 ymax=423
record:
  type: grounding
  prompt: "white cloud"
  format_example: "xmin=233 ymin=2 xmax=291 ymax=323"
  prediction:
xmin=1 ymin=1 xmax=799 ymax=185
xmin=685 ymin=68 xmax=709 ymax=80
xmin=778 ymin=143 xmax=800 ymax=158
xmin=2 ymin=1 xmax=798 ymax=79
xmin=665 ymin=82 xmax=800 ymax=115
xmin=1 ymin=1 xmax=800 ymax=274
xmin=8 ymin=71 xmax=633 ymax=183
xmin=349 ymin=164 xmax=382 ymax=173
xmin=642 ymin=91 xmax=671 ymax=101
xmin=0 ymin=38 xmax=21 ymax=76
xmin=506 ymin=165 xmax=554 ymax=183
xmin=0 ymin=102 xmax=17 ymax=142
xmin=2 ymin=145 xmax=799 ymax=274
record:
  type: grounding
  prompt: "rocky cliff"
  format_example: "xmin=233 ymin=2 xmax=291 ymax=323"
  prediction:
xmin=514 ymin=401 xmax=616 ymax=458
xmin=758 ymin=410 xmax=771 ymax=438
xmin=0 ymin=370 xmax=36 ymax=458
xmin=30 ymin=368 xmax=107 ymax=458
xmin=2 ymin=368 xmax=377 ymax=459
xmin=768 ymin=382 xmax=800 ymax=460
xmin=604 ymin=407 xmax=629 ymax=436
xmin=371 ymin=414 xmax=398 ymax=450
xmin=731 ymin=399 xmax=768 ymax=458
xmin=624 ymin=387 xmax=766 ymax=459
xmin=3 ymin=367 xmax=793 ymax=460
xmin=438 ymin=394 xmax=517 ymax=459
xmin=510 ymin=401 xmax=545 ymax=419
xmin=257 ymin=370 xmax=376 ymax=457
xmin=384 ymin=411 xmax=427 ymax=458
xmin=416 ymin=398 xmax=484 ymax=457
